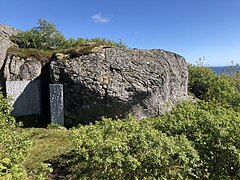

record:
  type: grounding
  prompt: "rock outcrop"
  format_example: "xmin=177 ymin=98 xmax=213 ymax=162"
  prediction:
xmin=0 ymin=24 xmax=20 ymax=70
xmin=0 ymin=24 xmax=191 ymax=123
xmin=50 ymin=47 xmax=189 ymax=123
xmin=3 ymin=55 xmax=42 ymax=81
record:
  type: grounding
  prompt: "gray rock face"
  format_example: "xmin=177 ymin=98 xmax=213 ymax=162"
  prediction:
xmin=3 ymin=55 xmax=42 ymax=81
xmin=0 ymin=24 xmax=20 ymax=70
xmin=50 ymin=48 xmax=189 ymax=123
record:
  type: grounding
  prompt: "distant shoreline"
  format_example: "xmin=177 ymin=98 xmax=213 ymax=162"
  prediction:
xmin=209 ymin=66 xmax=240 ymax=75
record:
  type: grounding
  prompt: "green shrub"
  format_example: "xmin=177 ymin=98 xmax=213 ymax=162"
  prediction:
xmin=148 ymin=101 xmax=240 ymax=179
xmin=71 ymin=116 xmax=201 ymax=179
xmin=63 ymin=37 xmax=127 ymax=49
xmin=188 ymin=64 xmax=216 ymax=99
xmin=188 ymin=64 xmax=240 ymax=111
xmin=11 ymin=19 xmax=127 ymax=50
xmin=0 ymin=91 xmax=32 ymax=179
xmin=11 ymin=19 xmax=66 ymax=50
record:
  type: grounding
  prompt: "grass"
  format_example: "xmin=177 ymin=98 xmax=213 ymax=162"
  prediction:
xmin=7 ymin=43 xmax=110 ymax=64
xmin=22 ymin=127 xmax=73 ymax=178
xmin=7 ymin=46 xmax=58 ymax=62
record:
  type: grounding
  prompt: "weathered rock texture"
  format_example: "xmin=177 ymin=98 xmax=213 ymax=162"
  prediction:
xmin=50 ymin=48 xmax=189 ymax=123
xmin=0 ymin=24 xmax=51 ymax=117
xmin=3 ymin=55 xmax=42 ymax=81
xmin=0 ymin=24 xmax=20 ymax=70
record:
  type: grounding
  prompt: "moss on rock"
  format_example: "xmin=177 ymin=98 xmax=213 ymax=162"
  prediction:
xmin=6 ymin=46 xmax=57 ymax=62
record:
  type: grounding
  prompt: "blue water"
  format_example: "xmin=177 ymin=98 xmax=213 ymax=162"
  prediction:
xmin=209 ymin=66 xmax=240 ymax=75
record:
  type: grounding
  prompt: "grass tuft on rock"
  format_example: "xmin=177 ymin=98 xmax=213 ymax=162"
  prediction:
xmin=7 ymin=46 xmax=59 ymax=62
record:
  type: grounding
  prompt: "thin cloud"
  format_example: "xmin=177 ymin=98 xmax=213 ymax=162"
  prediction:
xmin=134 ymin=31 xmax=139 ymax=35
xmin=91 ymin=12 xmax=110 ymax=24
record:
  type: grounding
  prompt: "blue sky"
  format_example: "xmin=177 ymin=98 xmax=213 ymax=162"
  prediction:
xmin=1 ymin=0 xmax=240 ymax=66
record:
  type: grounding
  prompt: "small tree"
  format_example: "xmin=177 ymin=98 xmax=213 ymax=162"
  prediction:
xmin=11 ymin=19 xmax=66 ymax=50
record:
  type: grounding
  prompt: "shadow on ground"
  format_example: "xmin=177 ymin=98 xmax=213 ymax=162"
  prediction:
xmin=15 ymin=115 xmax=50 ymax=128
xmin=45 ymin=151 xmax=76 ymax=180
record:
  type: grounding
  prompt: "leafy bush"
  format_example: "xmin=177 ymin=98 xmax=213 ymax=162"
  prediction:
xmin=11 ymin=19 xmax=66 ymax=50
xmin=0 ymin=91 xmax=32 ymax=179
xmin=28 ymin=162 xmax=53 ymax=180
xmin=64 ymin=37 xmax=127 ymax=49
xmin=11 ymin=19 xmax=127 ymax=50
xmin=188 ymin=64 xmax=216 ymax=99
xmin=70 ymin=100 xmax=240 ymax=179
xmin=71 ymin=116 xmax=202 ymax=179
xmin=188 ymin=64 xmax=240 ymax=111
xmin=148 ymin=101 xmax=240 ymax=179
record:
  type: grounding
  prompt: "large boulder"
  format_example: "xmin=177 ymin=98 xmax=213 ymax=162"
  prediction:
xmin=50 ymin=47 xmax=190 ymax=123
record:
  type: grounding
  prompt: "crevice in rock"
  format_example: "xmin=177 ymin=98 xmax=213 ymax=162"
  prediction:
xmin=40 ymin=62 xmax=51 ymax=122
xmin=109 ymin=65 xmax=121 ymax=73
xmin=103 ymin=86 xmax=108 ymax=113
xmin=0 ymin=56 xmax=9 ymax=96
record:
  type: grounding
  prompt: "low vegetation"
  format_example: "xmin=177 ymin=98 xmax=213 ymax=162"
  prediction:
xmin=10 ymin=19 xmax=127 ymax=50
xmin=0 ymin=92 xmax=32 ymax=179
xmin=8 ymin=19 xmax=127 ymax=64
xmin=147 ymin=101 xmax=240 ymax=179
xmin=7 ymin=46 xmax=56 ymax=62
xmin=70 ymin=116 xmax=201 ymax=179
xmin=188 ymin=64 xmax=240 ymax=111
xmin=24 ymin=127 xmax=73 ymax=179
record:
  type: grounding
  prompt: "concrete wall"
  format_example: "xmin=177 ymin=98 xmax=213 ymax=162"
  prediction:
xmin=6 ymin=80 xmax=41 ymax=116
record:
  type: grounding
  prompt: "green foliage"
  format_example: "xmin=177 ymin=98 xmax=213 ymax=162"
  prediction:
xmin=86 ymin=37 xmax=127 ymax=48
xmin=28 ymin=162 xmax=53 ymax=180
xmin=148 ymin=101 xmax=240 ymax=179
xmin=11 ymin=19 xmax=127 ymax=50
xmin=0 ymin=91 xmax=32 ymax=179
xmin=47 ymin=123 xmax=66 ymax=130
xmin=188 ymin=64 xmax=216 ymax=99
xmin=64 ymin=37 xmax=127 ymax=49
xmin=71 ymin=116 xmax=201 ymax=179
xmin=11 ymin=19 xmax=66 ymax=50
xmin=7 ymin=46 xmax=56 ymax=62
xmin=222 ymin=64 xmax=240 ymax=91
xmin=188 ymin=64 xmax=240 ymax=111
xmin=185 ymin=63 xmax=240 ymax=178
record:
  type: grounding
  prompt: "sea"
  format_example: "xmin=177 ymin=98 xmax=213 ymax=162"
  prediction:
xmin=209 ymin=66 xmax=240 ymax=75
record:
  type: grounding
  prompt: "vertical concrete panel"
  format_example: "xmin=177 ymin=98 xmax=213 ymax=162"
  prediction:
xmin=6 ymin=80 xmax=41 ymax=116
xmin=49 ymin=84 xmax=64 ymax=124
